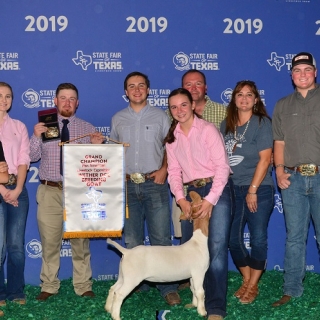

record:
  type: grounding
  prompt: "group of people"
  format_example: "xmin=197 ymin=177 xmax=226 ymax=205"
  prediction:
xmin=0 ymin=51 xmax=318 ymax=319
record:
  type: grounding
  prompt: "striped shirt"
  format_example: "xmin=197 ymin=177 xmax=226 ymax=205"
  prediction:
xmin=110 ymin=104 xmax=170 ymax=174
xmin=30 ymin=114 xmax=95 ymax=181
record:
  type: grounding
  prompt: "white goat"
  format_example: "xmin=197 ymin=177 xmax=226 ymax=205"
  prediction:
xmin=105 ymin=191 xmax=209 ymax=320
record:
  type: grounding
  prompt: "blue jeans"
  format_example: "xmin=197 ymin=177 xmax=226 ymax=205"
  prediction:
xmin=125 ymin=179 xmax=177 ymax=297
xmin=0 ymin=204 xmax=4 ymax=269
xmin=281 ymin=169 xmax=320 ymax=297
xmin=229 ymin=185 xmax=274 ymax=270
xmin=181 ymin=178 xmax=234 ymax=318
xmin=0 ymin=185 xmax=29 ymax=301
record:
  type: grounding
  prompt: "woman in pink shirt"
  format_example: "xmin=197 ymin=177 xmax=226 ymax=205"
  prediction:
xmin=0 ymin=82 xmax=30 ymax=313
xmin=165 ymin=88 xmax=234 ymax=320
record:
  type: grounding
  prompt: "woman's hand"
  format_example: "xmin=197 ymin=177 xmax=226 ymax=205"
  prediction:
xmin=177 ymin=198 xmax=192 ymax=219
xmin=246 ymin=193 xmax=257 ymax=213
xmin=193 ymin=199 xmax=213 ymax=219
xmin=4 ymin=188 xmax=21 ymax=206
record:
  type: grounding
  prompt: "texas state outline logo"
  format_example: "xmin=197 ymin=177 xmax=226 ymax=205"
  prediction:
xmin=267 ymin=52 xmax=286 ymax=71
xmin=72 ymin=50 xmax=93 ymax=70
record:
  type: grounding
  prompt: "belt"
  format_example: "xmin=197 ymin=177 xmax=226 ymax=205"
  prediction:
xmin=126 ymin=172 xmax=155 ymax=184
xmin=40 ymin=180 xmax=63 ymax=190
xmin=185 ymin=177 xmax=213 ymax=188
xmin=5 ymin=174 xmax=17 ymax=186
xmin=285 ymin=164 xmax=319 ymax=176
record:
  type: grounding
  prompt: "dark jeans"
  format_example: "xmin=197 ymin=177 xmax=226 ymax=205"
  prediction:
xmin=229 ymin=185 xmax=274 ymax=270
xmin=125 ymin=179 xmax=177 ymax=297
xmin=181 ymin=178 xmax=234 ymax=318
xmin=0 ymin=185 xmax=29 ymax=301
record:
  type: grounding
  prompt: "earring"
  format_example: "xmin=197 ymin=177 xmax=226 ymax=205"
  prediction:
xmin=253 ymin=104 xmax=257 ymax=112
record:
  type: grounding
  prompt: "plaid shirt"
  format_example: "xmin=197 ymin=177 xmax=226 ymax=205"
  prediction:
xmin=30 ymin=114 xmax=95 ymax=182
xmin=201 ymin=95 xmax=227 ymax=128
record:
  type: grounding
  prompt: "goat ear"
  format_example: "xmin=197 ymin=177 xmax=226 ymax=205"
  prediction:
xmin=189 ymin=191 xmax=202 ymax=205
xmin=179 ymin=213 xmax=188 ymax=221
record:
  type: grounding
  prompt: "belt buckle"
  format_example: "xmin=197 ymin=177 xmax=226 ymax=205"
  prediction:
xmin=58 ymin=181 xmax=63 ymax=190
xmin=5 ymin=174 xmax=17 ymax=186
xmin=194 ymin=178 xmax=206 ymax=188
xmin=300 ymin=164 xmax=316 ymax=176
xmin=130 ymin=173 xmax=145 ymax=184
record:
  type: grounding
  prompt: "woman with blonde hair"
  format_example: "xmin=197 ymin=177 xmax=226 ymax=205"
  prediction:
xmin=0 ymin=82 xmax=30 ymax=315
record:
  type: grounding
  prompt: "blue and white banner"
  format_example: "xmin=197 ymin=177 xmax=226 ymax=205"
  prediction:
xmin=63 ymin=144 xmax=125 ymax=238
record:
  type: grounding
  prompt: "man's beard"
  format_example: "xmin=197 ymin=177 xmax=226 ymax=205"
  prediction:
xmin=60 ymin=110 xmax=73 ymax=117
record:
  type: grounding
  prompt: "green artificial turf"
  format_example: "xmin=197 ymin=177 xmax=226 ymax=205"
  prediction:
xmin=1 ymin=271 xmax=320 ymax=319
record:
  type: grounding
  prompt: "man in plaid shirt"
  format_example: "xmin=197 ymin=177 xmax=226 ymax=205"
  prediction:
xmin=30 ymin=83 xmax=104 ymax=301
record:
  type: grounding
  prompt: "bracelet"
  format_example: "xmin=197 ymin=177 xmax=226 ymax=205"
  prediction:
xmin=250 ymin=184 xmax=258 ymax=188
xmin=247 ymin=192 xmax=257 ymax=195
xmin=275 ymin=164 xmax=285 ymax=168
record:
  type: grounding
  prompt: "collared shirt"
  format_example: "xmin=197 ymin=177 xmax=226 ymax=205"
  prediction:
xmin=272 ymin=84 xmax=320 ymax=166
xmin=166 ymin=95 xmax=227 ymax=129
xmin=201 ymin=95 xmax=227 ymax=128
xmin=110 ymin=104 xmax=170 ymax=175
xmin=30 ymin=114 xmax=95 ymax=181
xmin=0 ymin=114 xmax=30 ymax=175
xmin=166 ymin=116 xmax=230 ymax=205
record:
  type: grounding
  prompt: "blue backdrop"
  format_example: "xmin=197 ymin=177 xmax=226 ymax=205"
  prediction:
xmin=1 ymin=0 xmax=319 ymax=285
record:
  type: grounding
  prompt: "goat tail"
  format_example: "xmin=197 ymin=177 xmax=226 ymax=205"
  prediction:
xmin=106 ymin=238 xmax=127 ymax=254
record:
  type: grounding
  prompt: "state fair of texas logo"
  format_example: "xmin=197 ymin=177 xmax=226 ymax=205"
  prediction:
xmin=72 ymin=50 xmax=93 ymax=70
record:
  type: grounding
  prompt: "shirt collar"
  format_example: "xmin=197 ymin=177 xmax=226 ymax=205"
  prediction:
xmin=175 ymin=115 xmax=201 ymax=134
xmin=58 ymin=114 xmax=76 ymax=123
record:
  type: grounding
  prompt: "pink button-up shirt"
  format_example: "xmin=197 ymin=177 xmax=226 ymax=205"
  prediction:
xmin=0 ymin=114 xmax=30 ymax=175
xmin=166 ymin=116 xmax=230 ymax=205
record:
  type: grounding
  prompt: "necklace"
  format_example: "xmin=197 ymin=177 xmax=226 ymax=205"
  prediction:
xmin=230 ymin=119 xmax=250 ymax=152
xmin=234 ymin=119 xmax=250 ymax=141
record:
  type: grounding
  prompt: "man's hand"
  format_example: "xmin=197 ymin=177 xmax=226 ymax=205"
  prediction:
xmin=150 ymin=166 xmax=167 ymax=184
xmin=90 ymin=132 xmax=104 ymax=144
xmin=276 ymin=171 xmax=291 ymax=189
xmin=33 ymin=122 xmax=47 ymax=138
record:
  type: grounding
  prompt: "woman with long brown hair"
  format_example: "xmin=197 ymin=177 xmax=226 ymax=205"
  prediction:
xmin=165 ymin=88 xmax=233 ymax=320
xmin=221 ymin=80 xmax=274 ymax=304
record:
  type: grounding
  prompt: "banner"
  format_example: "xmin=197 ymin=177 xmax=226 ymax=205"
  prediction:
xmin=1 ymin=0 xmax=319 ymax=285
xmin=63 ymin=144 xmax=125 ymax=238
